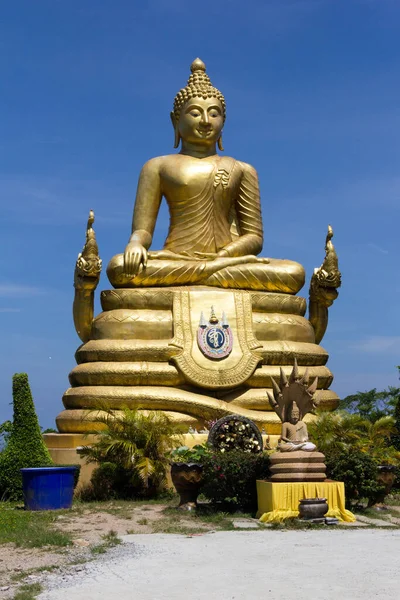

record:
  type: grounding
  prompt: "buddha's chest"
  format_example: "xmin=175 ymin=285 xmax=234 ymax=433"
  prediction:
xmin=161 ymin=159 xmax=241 ymax=204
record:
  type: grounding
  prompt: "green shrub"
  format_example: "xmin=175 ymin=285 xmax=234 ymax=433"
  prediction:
xmin=325 ymin=450 xmax=380 ymax=507
xmin=201 ymin=450 xmax=270 ymax=511
xmin=79 ymin=462 xmax=144 ymax=501
xmin=392 ymin=398 xmax=400 ymax=452
xmin=0 ymin=374 xmax=53 ymax=500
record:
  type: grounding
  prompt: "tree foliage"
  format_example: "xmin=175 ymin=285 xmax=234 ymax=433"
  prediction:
xmin=341 ymin=387 xmax=400 ymax=422
xmin=326 ymin=451 xmax=380 ymax=507
xmin=0 ymin=374 xmax=53 ymax=500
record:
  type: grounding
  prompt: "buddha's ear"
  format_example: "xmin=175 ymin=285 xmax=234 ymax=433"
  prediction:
xmin=218 ymin=133 xmax=224 ymax=152
xmin=170 ymin=111 xmax=181 ymax=149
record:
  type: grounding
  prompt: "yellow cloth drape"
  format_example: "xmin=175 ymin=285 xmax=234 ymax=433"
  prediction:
xmin=257 ymin=480 xmax=356 ymax=523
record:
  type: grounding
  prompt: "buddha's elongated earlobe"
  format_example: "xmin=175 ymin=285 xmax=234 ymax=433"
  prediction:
xmin=170 ymin=111 xmax=181 ymax=149
xmin=173 ymin=127 xmax=181 ymax=149
xmin=218 ymin=134 xmax=224 ymax=152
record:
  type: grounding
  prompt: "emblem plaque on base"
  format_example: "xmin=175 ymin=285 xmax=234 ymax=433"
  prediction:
xmin=197 ymin=306 xmax=233 ymax=360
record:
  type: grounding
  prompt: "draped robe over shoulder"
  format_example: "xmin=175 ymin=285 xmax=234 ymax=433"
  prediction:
xmin=107 ymin=155 xmax=305 ymax=294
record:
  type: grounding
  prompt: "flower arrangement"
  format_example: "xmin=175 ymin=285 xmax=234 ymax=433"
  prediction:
xmin=169 ymin=444 xmax=209 ymax=464
xmin=207 ymin=415 xmax=263 ymax=454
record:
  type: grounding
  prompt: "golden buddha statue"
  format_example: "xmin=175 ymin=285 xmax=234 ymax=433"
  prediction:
xmin=53 ymin=58 xmax=342 ymax=443
xmin=107 ymin=58 xmax=303 ymax=294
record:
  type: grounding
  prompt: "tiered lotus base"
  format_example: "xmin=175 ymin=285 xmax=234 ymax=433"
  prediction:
xmin=269 ymin=451 xmax=327 ymax=482
xmin=56 ymin=286 xmax=339 ymax=435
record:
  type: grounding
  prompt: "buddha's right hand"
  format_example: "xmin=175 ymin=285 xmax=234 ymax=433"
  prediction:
xmin=123 ymin=241 xmax=148 ymax=277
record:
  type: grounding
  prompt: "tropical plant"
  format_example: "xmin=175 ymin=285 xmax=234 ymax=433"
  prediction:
xmin=308 ymin=411 xmax=399 ymax=464
xmin=0 ymin=374 xmax=53 ymax=501
xmin=78 ymin=407 xmax=183 ymax=498
xmin=308 ymin=410 xmax=400 ymax=506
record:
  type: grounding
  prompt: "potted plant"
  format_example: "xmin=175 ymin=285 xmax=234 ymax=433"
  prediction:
xmin=368 ymin=446 xmax=400 ymax=508
xmin=169 ymin=445 xmax=208 ymax=510
xmin=0 ymin=373 xmax=79 ymax=510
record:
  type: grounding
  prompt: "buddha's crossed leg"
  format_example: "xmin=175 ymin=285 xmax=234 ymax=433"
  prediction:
xmin=107 ymin=253 xmax=304 ymax=294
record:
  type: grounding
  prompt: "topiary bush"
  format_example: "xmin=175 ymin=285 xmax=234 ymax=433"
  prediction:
xmin=325 ymin=450 xmax=381 ymax=508
xmin=0 ymin=373 xmax=53 ymax=500
xmin=201 ymin=450 xmax=270 ymax=512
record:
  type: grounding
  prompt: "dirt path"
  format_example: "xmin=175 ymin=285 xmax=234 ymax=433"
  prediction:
xmin=2 ymin=501 xmax=400 ymax=599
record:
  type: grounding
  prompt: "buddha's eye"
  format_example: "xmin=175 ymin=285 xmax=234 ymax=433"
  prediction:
xmin=190 ymin=111 xmax=200 ymax=117
xmin=209 ymin=111 xmax=218 ymax=118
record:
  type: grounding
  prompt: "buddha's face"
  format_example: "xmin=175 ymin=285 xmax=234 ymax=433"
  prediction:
xmin=178 ymin=97 xmax=224 ymax=146
xmin=290 ymin=408 xmax=300 ymax=425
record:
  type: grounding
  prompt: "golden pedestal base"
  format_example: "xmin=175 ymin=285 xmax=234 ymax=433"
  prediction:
xmin=58 ymin=286 xmax=339 ymax=435
xmin=256 ymin=480 xmax=356 ymax=523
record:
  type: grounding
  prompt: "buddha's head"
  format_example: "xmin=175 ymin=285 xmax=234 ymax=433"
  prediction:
xmin=289 ymin=402 xmax=300 ymax=425
xmin=171 ymin=58 xmax=226 ymax=150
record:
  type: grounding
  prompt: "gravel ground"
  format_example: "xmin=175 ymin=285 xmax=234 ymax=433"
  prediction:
xmin=38 ymin=529 xmax=400 ymax=600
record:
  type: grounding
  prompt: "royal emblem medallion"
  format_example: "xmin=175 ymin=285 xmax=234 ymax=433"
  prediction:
xmin=197 ymin=306 xmax=233 ymax=360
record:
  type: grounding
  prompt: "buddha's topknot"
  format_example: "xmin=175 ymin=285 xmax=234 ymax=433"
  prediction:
xmin=173 ymin=58 xmax=226 ymax=123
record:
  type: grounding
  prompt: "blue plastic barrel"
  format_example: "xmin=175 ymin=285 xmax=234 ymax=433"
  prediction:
xmin=21 ymin=467 xmax=77 ymax=511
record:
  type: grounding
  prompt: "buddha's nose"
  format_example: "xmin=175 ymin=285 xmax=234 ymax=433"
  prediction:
xmin=200 ymin=112 xmax=209 ymax=125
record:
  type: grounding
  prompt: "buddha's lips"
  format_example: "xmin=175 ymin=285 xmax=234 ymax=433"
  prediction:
xmin=197 ymin=128 xmax=212 ymax=136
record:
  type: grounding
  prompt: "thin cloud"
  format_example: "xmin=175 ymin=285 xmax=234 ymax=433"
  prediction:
xmin=0 ymin=308 xmax=21 ymax=313
xmin=0 ymin=284 xmax=44 ymax=298
xmin=351 ymin=336 xmax=400 ymax=353
xmin=367 ymin=243 xmax=389 ymax=255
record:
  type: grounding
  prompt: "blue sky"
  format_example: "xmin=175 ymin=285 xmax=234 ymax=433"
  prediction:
xmin=1 ymin=0 xmax=399 ymax=428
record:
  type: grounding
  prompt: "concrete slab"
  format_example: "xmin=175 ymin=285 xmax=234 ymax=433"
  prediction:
xmin=354 ymin=514 xmax=396 ymax=527
xmin=232 ymin=519 xmax=259 ymax=529
xmin=39 ymin=529 xmax=400 ymax=600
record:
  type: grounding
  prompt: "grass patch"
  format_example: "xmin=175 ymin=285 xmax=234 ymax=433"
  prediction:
xmin=137 ymin=517 xmax=148 ymax=525
xmin=382 ymin=493 xmax=400 ymax=506
xmin=10 ymin=565 xmax=60 ymax=583
xmin=269 ymin=518 xmax=327 ymax=530
xmin=0 ymin=504 xmax=72 ymax=548
xmin=357 ymin=507 xmax=392 ymax=520
xmin=161 ymin=505 xmax=237 ymax=531
xmin=151 ymin=518 xmax=207 ymax=535
xmin=13 ymin=583 xmax=42 ymax=600
xmin=91 ymin=529 xmax=121 ymax=555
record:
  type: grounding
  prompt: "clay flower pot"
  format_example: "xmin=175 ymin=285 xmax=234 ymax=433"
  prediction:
xmin=298 ymin=497 xmax=328 ymax=520
xmin=369 ymin=465 xmax=397 ymax=508
xmin=171 ymin=463 xmax=203 ymax=511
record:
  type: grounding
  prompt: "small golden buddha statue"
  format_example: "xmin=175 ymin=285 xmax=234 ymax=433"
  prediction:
xmin=107 ymin=58 xmax=304 ymax=294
